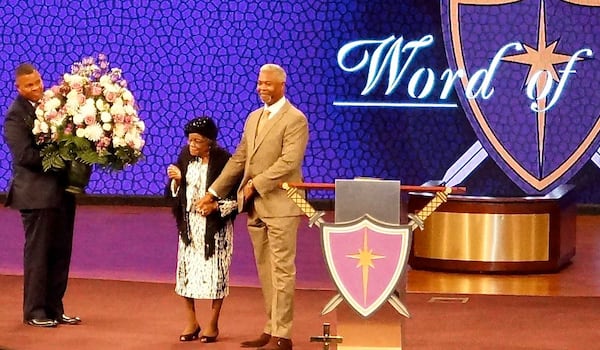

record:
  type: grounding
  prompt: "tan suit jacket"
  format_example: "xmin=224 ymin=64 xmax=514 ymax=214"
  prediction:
xmin=211 ymin=100 xmax=309 ymax=216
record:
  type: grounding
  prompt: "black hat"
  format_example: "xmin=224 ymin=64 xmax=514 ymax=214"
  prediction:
xmin=184 ymin=116 xmax=218 ymax=140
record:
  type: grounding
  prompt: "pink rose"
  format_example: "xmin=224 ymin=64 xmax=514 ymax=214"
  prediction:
xmin=105 ymin=91 xmax=117 ymax=103
xmin=84 ymin=115 xmax=96 ymax=125
xmin=90 ymin=85 xmax=103 ymax=96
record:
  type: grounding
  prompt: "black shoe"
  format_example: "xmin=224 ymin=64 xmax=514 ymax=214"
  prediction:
xmin=57 ymin=314 xmax=82 ymax=325
xmin=179 ymin=325 xmax=200 ymax=341
xmin=26 ymin=318 xmax=58 ymax=328
xmin=200 ymin=329 xmax=219 ymax=343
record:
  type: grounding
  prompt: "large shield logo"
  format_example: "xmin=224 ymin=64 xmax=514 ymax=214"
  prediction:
xmin=321 ymin=215 xmax=412 ymax=317
xmin=441 ymin=0 xmax=600 ymax=194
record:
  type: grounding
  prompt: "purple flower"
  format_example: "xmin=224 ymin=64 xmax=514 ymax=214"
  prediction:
xmin=82 ymin=56 xmax=94 ymax=65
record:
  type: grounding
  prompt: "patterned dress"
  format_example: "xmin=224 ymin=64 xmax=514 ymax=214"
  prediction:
xmin=174 ymin=160 xmax=235 ymax=299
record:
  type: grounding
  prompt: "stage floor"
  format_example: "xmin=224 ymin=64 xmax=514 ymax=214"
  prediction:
xmin=2 ymin=206 xmax=599 ymax=296
xmin=1 ymin=206 xmax=599 ymax=349
xmin=1 ymin=275 xmax=598 ymax=350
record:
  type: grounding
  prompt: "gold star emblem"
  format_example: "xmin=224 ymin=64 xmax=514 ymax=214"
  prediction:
xmin=346 ymin=228 xmax=385 ymax=304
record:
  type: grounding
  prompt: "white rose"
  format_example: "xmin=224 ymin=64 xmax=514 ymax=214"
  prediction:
xmin=73 ymin=114 xmax=85 ymax=125
xmin=137 ymin=120 xmax=145 ymax=132
xmin=125 ymin=132 xmax=144 ymax=150
xmin=102 ymin=122 xmax=112 ymax=131
xmin=99 ymin=75 xmax=112 ymax=87
xmin=64 ymin=74 xmax=85 ymax=87
xmin=65 ymin=104 xmax=79 ymax=117
xmin=113 ymin=124 xmax=126 ymax=137
xmin=47 ymin=97 xmax=62 ymax=111
xmin=133 ymin=137 xmax=144 ymax=150
xmin=113 ymin=96 xmax=124 ymax=106
xmin=124 ymin=105 xmax=136 ymax=115
xmin=110 ymin=103 xmax=125 ymax=116
xmin=32 ymin=120 xmax=42 ymax=134
xmin=63 ymin=73 xmax=74 ymax=84
xmin=100 ymin=112 xmax=112 ymax=123
xmin=122 ymin=89 xmax=134 ymax=101
xmin=66 ymin=90 xmax=79 ymax=103
xmin=80 ymin=103 xmax=97 ymax=117
xmin=95 ymin=99 xmax=107 ymax=111
xmin=75 ymin=127 xmax=85 ymax=138
xmin=112 ymin=136 xmax=126 ymax=147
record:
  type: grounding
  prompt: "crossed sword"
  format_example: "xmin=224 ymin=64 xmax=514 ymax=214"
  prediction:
xmin=281 ymin=183 xmax=455 ymax=317
xmin=442 ymin=141 xmax=600 ymax=188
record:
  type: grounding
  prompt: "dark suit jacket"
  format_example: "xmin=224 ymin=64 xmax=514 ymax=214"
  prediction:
xmin=3 ymin=95 xmax=67 ymax=209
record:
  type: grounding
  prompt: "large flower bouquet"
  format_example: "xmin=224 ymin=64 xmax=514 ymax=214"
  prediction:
xmin=33 ymin=54 xmax=145 ymax=175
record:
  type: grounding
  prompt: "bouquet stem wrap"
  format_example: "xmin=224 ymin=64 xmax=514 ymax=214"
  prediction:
xmin=66 ymin=160 xmax=92 ymax=194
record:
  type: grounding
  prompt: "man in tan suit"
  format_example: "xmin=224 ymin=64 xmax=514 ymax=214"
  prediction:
xmin=198 ymin=63 xmax=308 ymax=350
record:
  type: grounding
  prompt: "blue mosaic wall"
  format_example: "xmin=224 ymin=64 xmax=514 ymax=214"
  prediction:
xmin=1 ymin=1 xmax=599 ymax=202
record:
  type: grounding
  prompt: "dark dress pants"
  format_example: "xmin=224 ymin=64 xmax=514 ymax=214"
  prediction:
xmin=20 ymin=194 xmax=76 ymax=320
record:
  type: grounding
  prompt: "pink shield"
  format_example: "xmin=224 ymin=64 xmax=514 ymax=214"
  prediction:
xmin=321 ymin=214 xmax=412 ymax=317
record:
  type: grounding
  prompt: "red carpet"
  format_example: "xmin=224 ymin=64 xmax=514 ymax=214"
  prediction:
xmin=1 ymin=275 xmax=599 ymax=350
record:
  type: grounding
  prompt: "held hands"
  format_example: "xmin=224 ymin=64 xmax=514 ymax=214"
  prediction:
xmin=195 ymin=193 xmax=218 ymax=216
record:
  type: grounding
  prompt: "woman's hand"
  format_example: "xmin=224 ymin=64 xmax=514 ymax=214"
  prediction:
xmin=167 ymin=164 xmax=181 ymax=183
xmin=195 ymin=196 xmax=219 ymax=216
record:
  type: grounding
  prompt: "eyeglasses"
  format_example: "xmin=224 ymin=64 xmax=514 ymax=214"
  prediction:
xmin=188 ymin=137 xmax=210 ymax=146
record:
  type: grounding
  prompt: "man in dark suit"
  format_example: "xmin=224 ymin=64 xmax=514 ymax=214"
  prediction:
xmin=3 ymin=63 xmax=81 ymax=327
xmin=199 ymin=63 xmax=309 ymax=350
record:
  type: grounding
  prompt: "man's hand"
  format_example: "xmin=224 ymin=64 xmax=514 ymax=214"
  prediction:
xmin=243 ymin=179 xmax=256 ymax=201
xmin=195 ymin=193 xmax=216 ymax=216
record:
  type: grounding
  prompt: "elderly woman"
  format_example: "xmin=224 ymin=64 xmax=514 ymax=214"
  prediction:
xmin=166 ymin=116 xmax=238 ymax=343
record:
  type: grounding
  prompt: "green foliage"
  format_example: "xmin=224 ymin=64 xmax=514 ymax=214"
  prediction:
xmin=40 ymin=144 xmax=66 ymax=172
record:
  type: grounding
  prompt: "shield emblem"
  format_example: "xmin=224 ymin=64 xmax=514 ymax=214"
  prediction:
xmin=321 ymin=214 xmax=412 ymax=317
xmin=441 ymin=0 xmax=600 ymax=194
